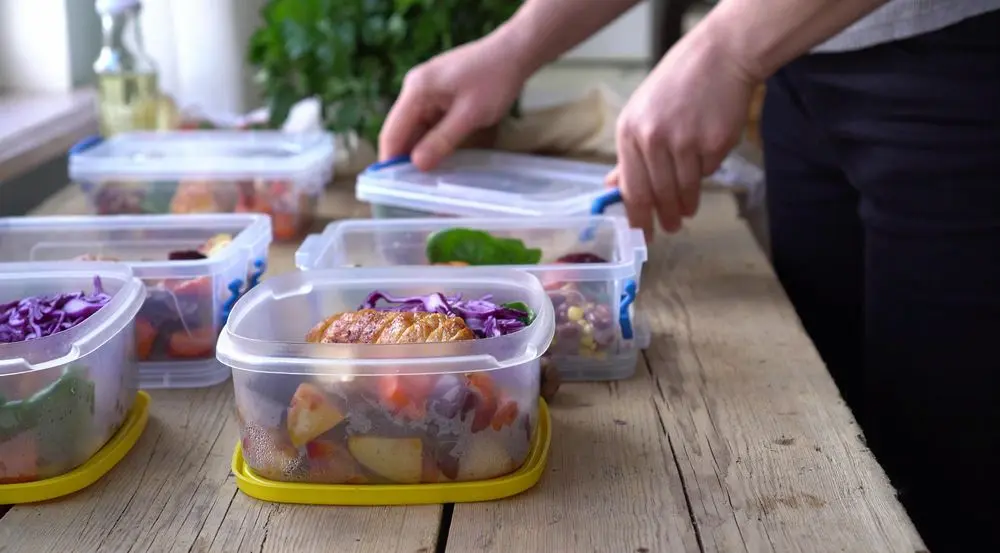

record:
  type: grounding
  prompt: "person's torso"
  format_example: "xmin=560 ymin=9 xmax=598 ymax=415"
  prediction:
xmin=814 ymin=0 xmax=1000 ymax=53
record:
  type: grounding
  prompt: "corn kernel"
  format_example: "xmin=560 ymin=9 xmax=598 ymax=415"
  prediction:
xmin=567 ymin=306 xmax=585 ymax=321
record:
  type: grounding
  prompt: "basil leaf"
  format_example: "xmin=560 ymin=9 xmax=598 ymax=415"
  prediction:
xmin=502 ymin=301 xmax=535 ymax=325
xmin=426 ymin=228 xmax=541 ymax=266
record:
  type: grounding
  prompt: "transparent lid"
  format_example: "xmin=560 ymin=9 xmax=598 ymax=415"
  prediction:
xmin=70 ymin=131 xmax=336 ymax=184
xmin=295 ymin=216 xmax=647 ymax=282
xmin=216 ymin=268 xmax=555 ymax=376
xmin=0 ymin=262 xmax=146 ymax=375
xmin=356 ymin=150 xmax=614 ymax=218
xmin=0 ymin=213 xmax=272 ymax=280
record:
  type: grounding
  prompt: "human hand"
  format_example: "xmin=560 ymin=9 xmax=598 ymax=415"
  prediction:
xmin=379 ymin=35 xmax=531 ymax=171
xmin=609 ymin=25 xmax=758 ymax=239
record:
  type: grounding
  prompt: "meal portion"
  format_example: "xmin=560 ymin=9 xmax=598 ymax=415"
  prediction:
xmin=237 ymin=290 xmax=539 ymax=485
xmin=0 ymin=278 xmax=136 ymax=484
xmin=0 ymin=278 xmax=110 ymax=343
xmin=426 ymin=228 xmax=619 ymax=359
xmin=92 ymin=179 xmax=308 ymax=241
xmin=74 ymin=233 xmax=244 ymax=363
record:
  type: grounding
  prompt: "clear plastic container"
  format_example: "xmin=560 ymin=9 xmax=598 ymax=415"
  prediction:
xmin=0 ymin=214 xmax=273 ymax=389
xmin=295 ymin=216 xmax=649 ymax=380
xmin=68 ymin=130 xmax=335 ymax=241
xmin=357 ymin=150 xmax=626 ymax=219
xmin=216 ymin=268 xmax=554 ymax=485
xmin=0 ymin=262 xmax=145 ymax=484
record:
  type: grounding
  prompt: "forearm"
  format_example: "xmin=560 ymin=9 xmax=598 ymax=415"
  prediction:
xmin=703 ymin=0 xmax=890 ymax=80
xmin=491 ymin=0 xmax=642 ymax=76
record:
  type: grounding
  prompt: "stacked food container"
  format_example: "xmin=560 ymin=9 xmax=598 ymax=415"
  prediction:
xmin=69 ymin=131 xmax=336 ymax=241
xmin=356 ymin=150 xmax=627 ymax=219
xmin=0 ymin=262 xmax=147 ymax=501
xmin=0 ymin=213 xmax=273 ymax=389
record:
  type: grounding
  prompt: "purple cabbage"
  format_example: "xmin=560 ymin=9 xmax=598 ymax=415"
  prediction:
xmin=359 ymin=291 xmax=529 ymax=338
xmin=0 ymin=277 xmax=111 ymax=344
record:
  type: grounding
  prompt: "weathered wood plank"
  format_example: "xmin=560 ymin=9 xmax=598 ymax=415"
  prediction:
xmin=445 ymin=367 xmax=700 ymax=553
xmin=642 ymin=192 xmax=924 ymax=552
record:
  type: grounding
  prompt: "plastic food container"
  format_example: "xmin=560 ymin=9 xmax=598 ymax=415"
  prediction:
xmin=0 ymin=214 xmax=273 ymax=389
xmin=295 ymin=216 xmax=649 ymax=380
xmin=356 ymin=150 xmax=625 ymax=219
xmin=217 ymin=268 xmax=554 ymax=492
xmin=0 ymin=262 xmax=145 ymax=484
xmin=68 ymin=130 xmax=335 ymax=241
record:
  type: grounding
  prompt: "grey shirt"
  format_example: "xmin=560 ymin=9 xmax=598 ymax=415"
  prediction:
xmin=814 ymin=0 xmax=1000 ymax=52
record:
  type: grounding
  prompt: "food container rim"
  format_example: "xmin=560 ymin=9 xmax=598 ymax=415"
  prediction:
xmin=0 ymin=213 xmax=273 ymax=279
xmin=295 ymin=215 xmax=648 ymax=277
xmin=69 ymin=130 xmax=335 ymax=184
xmin=355 ymin=149 xmax=612 ymax=218
xmin=0 ymin=261 xmax=146 ymax=375
xmin=216 ymin=267 xmax=555 ymax=376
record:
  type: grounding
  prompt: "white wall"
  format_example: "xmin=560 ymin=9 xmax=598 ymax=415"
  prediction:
xmin=0 ymin=0 xmax=72 ymax=92
xmin=564 ymin=1 xmax=651 ymax=62
xmin=141 ymin=0 xmax=266 ymax=116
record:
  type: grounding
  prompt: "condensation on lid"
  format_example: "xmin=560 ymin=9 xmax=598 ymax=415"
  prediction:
xmin=356 ymin=150 xmax=613 ymax=218
xmin=70 ymin=131 xmax=336 ymax=182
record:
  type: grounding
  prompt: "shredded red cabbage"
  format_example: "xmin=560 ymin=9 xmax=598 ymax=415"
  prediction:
xmin=0 ymin=277 xmax=111 ymax=344
xmin=360 ymin=291 xmax=528 ymax=338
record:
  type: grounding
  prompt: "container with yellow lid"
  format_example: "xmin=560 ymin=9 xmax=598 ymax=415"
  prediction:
xmin=217 ymin=268 xmax=555 ymax=503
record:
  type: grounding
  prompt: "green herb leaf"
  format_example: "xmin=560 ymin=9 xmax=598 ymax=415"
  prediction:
xmin=426 ymin=228 xmax=542 ymax=266
xmin=502 ymin=301 xmax=535 ymax=325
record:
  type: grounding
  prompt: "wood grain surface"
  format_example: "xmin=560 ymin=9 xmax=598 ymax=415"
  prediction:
xmin=0 ymin=179 xmax=924 ymax=553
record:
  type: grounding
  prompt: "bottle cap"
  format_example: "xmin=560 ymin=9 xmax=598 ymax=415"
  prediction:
xmin=95 ymin=0 xmax=141 ymax=15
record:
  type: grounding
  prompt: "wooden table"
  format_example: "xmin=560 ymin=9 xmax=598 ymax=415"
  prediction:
xmin=0 ymin=181 xmax=925 ymax=552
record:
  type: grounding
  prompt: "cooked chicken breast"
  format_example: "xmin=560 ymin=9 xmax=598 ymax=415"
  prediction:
xmin=306 ymin=309 xmax=475 ymax=344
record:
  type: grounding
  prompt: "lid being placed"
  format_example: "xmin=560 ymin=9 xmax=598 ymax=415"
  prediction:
xmin=356 ymin=150 xmax=615 ymax=218
xmin=216 ymin=267 xmax=555 ymax=376
xmin=69 ymin=131 xmax=336 ymax=189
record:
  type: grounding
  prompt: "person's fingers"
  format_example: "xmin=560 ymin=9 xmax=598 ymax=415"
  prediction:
xmin=617 ymin=136 xmax=656 ymax=241
xmin=641 ymin=142 xmax=681 ymax=233
xmin=604 ymin=166 xmax=620 ymax=188
xmin=674 ymin=151 xmax=702 ymax=218
xmin=378 ymin=87 xmax=430 ymax=162
xmin=411 ymin=99 xmax=481 ymax=170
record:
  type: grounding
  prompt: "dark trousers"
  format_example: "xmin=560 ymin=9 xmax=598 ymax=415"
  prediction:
xmin=762 ymin=10 xmax=1000 ymax=552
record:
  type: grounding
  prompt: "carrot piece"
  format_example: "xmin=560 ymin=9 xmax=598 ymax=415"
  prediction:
xmin=167 ymin=327 xmax=216 ymax=359
xmin=491 ymin=398 xmax=520 ymax=431
xmin=135 ymin=317 xmax=157 ymax=361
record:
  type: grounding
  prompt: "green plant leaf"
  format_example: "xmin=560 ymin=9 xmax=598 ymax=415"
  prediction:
xmin=268 ymin=85 xmax=300 ymax=128
xmin=249 ymin=0 xmax=524 ymax=142
xmin=501 ymin=301 xmax=536 ymax=325
xmin=426 ymin=228 xmax=542 ymax=266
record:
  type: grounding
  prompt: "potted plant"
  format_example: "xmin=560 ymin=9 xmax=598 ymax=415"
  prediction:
xmin=248 ymin=0 xmax=521 ymax=146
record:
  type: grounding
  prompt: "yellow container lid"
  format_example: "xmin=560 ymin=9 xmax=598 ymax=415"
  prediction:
xmin=232 ymin=398 xmax=551 ymax=506
xmin=0 ymin=391 xmax=150 ymax=504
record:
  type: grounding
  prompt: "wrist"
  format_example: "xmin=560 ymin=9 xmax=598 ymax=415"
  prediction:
xmin=487 ymin=19 xmax=550 ymax=81
xmin=698 ymin=4 xmax=773 ymax=82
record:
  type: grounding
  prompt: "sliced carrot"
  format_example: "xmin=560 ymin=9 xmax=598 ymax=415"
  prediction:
xmin=135 ymin=317 xmax=157 ymax=361
xmin=167 ymin=327 xmax=216 ymax=359
xmin=272 ymin=212 xmax=301 ymax=241
xmin=168 ymin=275 xmax=213 ymax=298
xmin=378 ymin=375 xmax=435 ymax=420
xmin=465 ymin=373 xmax=498 ymax=433
xmin=490 ymin=398 xmax=520 ymax=431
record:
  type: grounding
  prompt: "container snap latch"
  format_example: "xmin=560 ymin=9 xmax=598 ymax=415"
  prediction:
xmin=619 ymin=279 xmax=637 ymax=340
